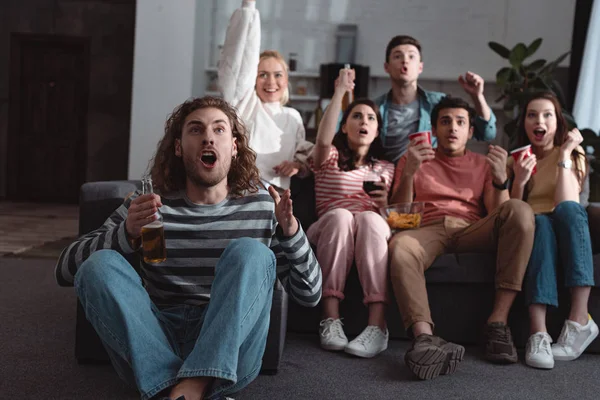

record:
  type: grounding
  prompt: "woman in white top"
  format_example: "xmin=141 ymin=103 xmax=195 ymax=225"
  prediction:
xmin=219 ymin=0 xmax=314 ymax=191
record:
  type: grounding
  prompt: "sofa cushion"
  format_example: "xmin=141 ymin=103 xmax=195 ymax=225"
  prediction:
xmin=425 ymin=253 xmax=496 ymax=284
xmin=588 ymin=204 xmax=600 ymax=254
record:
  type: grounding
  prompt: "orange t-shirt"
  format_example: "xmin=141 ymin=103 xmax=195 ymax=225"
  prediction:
xmin=393 ymin=150 xmax=493 ymax=225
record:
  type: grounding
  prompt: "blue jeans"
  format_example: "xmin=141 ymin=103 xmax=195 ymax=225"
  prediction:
xmin=525 ymin=201 xmax=595 ymax=307
xmin=74 ymin=238 xmax=276 ymax=400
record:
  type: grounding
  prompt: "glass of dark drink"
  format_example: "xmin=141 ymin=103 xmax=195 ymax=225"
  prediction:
xmin=363 ymin=166 xmax=382 ymax=196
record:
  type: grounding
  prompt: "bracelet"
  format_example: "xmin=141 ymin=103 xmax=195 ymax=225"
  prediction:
xmin=492 ymin=178 xmax=509 ymax=190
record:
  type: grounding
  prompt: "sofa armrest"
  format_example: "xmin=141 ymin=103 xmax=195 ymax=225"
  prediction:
xmin=79 ymin=180 xmax=141 ymax=236
xmin=587 ymin=203 xmax=600 ymax=254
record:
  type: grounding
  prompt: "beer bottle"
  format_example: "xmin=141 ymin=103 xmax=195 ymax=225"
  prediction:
xmin=341 ymin=63 xmax=354 ymax=112
xmin=141 ymin=177 xmax=167 ymax=263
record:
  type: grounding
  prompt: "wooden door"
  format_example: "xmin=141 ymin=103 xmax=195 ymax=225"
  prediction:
xmin=7 ymin=34 xmax=90 ymax=203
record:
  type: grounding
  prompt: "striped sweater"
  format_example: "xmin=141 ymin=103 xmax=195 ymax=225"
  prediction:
xmin=312 ymin=147 xmax=395 ymax=217
xmin=55 ymin=189 xmax=322 ymax=307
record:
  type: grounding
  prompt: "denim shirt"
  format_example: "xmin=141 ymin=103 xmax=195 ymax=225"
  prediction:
xmin=373 ymin=87 xmax=497 ymax=151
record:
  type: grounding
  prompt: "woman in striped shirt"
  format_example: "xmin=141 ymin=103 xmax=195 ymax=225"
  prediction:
xmin=308 ymin=67 xmax=395 ymax=358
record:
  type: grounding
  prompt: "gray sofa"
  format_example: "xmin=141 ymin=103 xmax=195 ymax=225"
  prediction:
xmin=288 ymin=176 xmax=600 ymax=353
xmin=74 ymin=181 xmax=289 ymax=374
xmin=74 ymin=178 xmax=600 ymax=377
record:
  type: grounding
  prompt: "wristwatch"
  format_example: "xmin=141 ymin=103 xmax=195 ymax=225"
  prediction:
xmin=558 ymin=159 xmax=573 ymax=169
xmin=492 ymin=178 xmax=509 ymax=190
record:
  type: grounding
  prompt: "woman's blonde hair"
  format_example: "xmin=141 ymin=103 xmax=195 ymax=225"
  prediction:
xmin=259 ymin=50 xmax=290 ymax=106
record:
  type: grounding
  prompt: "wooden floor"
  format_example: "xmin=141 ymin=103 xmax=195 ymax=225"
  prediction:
xmin=0 ymin=201 xmax=78 ymax=256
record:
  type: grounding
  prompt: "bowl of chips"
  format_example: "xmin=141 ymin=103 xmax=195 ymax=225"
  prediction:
xmin=381 ymin=202 xmax=425 ymax=231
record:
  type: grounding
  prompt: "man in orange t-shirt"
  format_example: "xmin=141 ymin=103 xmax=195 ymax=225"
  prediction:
xmin=389 ymin=96 xmax=535 ymax=380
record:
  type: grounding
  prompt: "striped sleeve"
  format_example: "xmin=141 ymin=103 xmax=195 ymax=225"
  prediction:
xmin=54 ymin=193 xmax=139 ymax=287
xmin=271 ymin=220 xmax=322 ymax=307
xmin=380 ymin=160 xmax=396 ymax=191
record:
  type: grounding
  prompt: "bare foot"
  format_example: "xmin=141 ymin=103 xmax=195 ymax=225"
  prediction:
xmin=169 ymin=377 xmax=213 ymax=400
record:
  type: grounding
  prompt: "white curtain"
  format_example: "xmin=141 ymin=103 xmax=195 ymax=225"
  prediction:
xmin=573 ymin=0 xmax=600 ymax=134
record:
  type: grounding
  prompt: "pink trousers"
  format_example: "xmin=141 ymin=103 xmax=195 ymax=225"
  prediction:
xmin=307 ymin=209 xmax=391 ymax=304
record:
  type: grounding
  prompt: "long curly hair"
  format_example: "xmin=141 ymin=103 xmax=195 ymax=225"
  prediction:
xmin=148 ymin=96 xmax=260 ymax=197
xmin=514 ymin=91 xmax=587 ymax=186
xmin=333 ymin=98 xmax=386 ymax=171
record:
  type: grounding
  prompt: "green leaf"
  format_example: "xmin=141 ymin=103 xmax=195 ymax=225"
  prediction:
xmin=539 ymin=51 xmax=571 ymax=75
xmin=519 ymin=65 xmax=527 ymax=76
xmin=552 ymin=51 xmax=571 ymax=67
xmin=526 ymin=38 xmax=543 ymax=57
xmin=509 ymin=43 xmax=528 ymax=67
xmin=496 ymin=67 xmax=513 ymax=87
xmin=489 ymin=41 xmax=511 ymax=59
xmin=526 ymin=71 xmax=538 ymax=79
xmin=529 ymin=76 xmax=548 ymax=89
xmin=527 ymin=59 xmax=546 ymax=71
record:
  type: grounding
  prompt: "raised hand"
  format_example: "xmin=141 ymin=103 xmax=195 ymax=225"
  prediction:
xmin=273 ymin=161 xmax=301 ymax=177
xmin=125 ymin=193 xmax=163 ymax=239
xmin=268 ymin=186 xmax=299 ymax=237
xmin=560 ymin=128 xmax=583 ymax=155
xmin=513 ymin=151 xmax=537 ymax=187
xmin=334 ymin=67 xmax=355 ymax=96
xmin=458 ymin=71 xmax=485 ymax=97
xmin=486 ymin=145 xmax=508 ymax=186
xmin=404 ymin=138 xmax=435 ymax=176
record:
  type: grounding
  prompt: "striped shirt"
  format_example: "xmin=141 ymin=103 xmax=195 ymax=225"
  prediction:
xmin=54 ymin=189 xmax=322 ymax=307
xmin=312 ymin=147 xmax=395 ymax=217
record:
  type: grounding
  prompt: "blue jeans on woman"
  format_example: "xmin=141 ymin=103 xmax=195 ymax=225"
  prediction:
xmin=525 ymin=201 xmax=595 ymax=307
xmin=74 ymin=238 xmax=276 ymax=400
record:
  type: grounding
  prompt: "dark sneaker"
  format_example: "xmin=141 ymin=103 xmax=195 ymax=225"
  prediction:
xmin=404 ymin=334 xmax=465 ymax=380
xmin=484 ymin=322 xmax=518 ymax=363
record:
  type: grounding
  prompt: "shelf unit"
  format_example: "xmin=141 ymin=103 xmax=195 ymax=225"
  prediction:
xmin=204 ymin=90 xmax=319 ymax=102
xmin=204 ymin=66 xmax=320 ymax=79
xmin=203 ymin=67 xmax=505 ymax=114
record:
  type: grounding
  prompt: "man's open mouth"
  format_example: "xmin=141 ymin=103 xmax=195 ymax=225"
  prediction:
xmin=200 ymin=151 xmax=217 ymax=168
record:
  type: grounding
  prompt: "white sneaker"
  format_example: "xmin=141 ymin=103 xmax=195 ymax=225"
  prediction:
xmin=344 ymin=325 xmax=389 ymax=358
xmin=319 ymin=318 xmax=348 ymax=351
xmin=525 ymin=332 xmax=554 ymax=369
xmin=552 ymin=316 xmax=599 ymax=361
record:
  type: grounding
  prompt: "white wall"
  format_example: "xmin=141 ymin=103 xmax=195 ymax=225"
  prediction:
xmin=128 ymin=0 xmax=576 ymax=177
xmin=206 ymin=0 xmax=576 ymax=80
xmin=128 ymin=0 xmax=198 ymax=180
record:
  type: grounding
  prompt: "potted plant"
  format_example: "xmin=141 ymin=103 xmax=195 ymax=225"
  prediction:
xmin=488 ymin=38 xmax=574 ymax=145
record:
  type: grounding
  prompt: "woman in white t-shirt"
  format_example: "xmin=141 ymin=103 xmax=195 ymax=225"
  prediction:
xmin=308 ymin=67 xmax=395 ymax=358
xmin=218 ymin=0 xmax=313 ymax=191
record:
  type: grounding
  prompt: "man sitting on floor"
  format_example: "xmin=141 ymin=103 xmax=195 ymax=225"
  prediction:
xmin=55 ymin=96 xmax=322 ymax=400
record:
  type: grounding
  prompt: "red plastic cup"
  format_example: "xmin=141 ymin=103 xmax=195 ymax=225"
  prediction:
xmin=510 ymin=144 xmax=537 ymax=175
xmin=408 ymin=131 xmax=432 ymax=145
